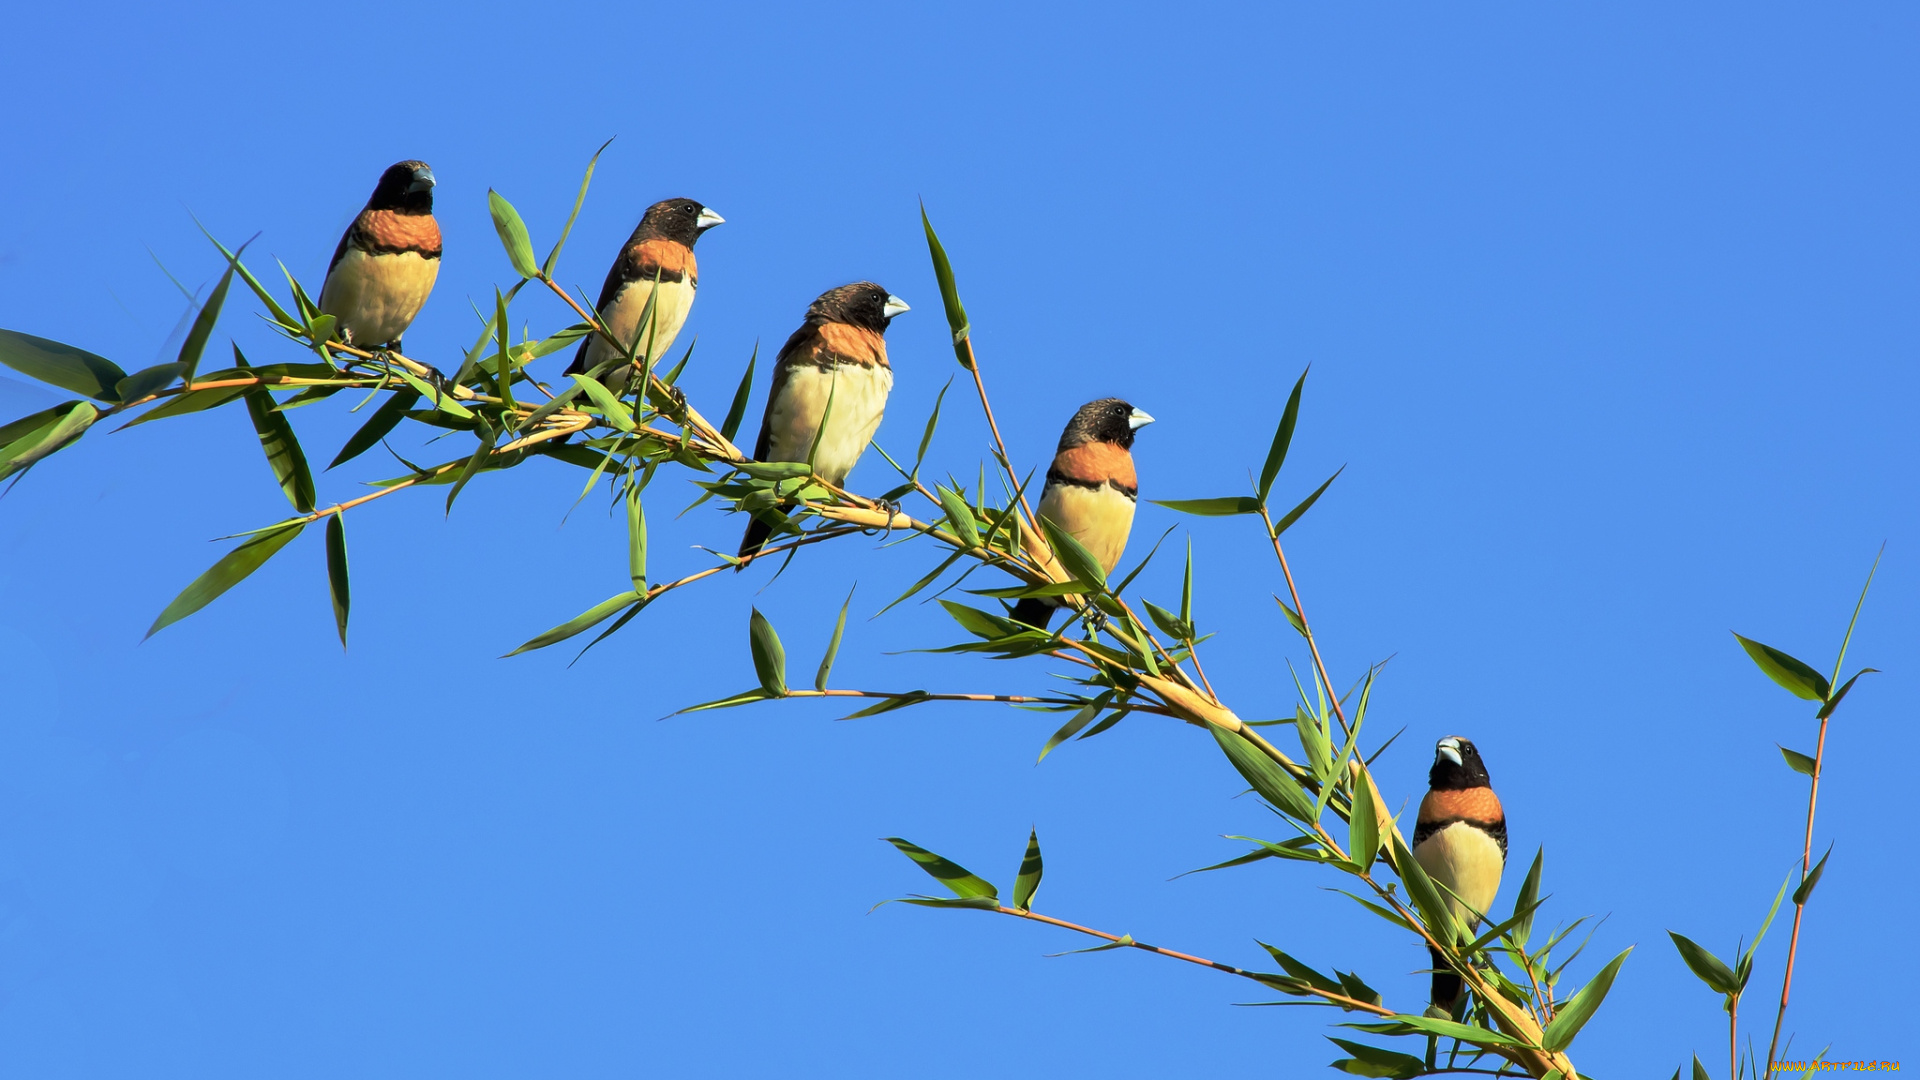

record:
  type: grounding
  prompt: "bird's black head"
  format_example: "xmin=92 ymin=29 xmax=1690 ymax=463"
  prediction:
xmin=808 ymin=281 xmax=911 ymax=333
xmin=367 ymin=160 xmax=436 ymax=214
xmin=637 ymin=198 xmax=725 ymax=247
xmin=1059 ymin=397 xmax=1155 ymax=450
xmin=1429 ymin=736 xmax=1492 ymax=791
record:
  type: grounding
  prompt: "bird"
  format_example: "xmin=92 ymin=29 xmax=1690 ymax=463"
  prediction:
xmin=319 ymin=160 xmax=441 ymax=351
xmin=565 ymin=198 xmax=724 ymax=389
xmin=1412 ymin=735 xmax=1507 ymax=1014
xmin=1009 ymin=398 xmax=1154 ymax=630
xmin=736 ymin=282 xmax=909 ymax=561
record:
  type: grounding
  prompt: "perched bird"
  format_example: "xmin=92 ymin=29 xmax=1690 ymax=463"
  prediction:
xmin=1413 ymin=735 xmax=1507 ymax=1013
xmin=1009 ymin=398 xmax=1154 ymax=630
xmin=566 ymin=198 xmax=724 ymax=387
xmin=319 ymin=160 xmax=440 ymax=350
xmin=736 ymin=282 xmax=909 ymax=561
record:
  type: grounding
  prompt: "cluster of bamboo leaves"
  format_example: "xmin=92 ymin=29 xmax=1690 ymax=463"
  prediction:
xmin=1661 ymin=560 xmax=1878 ymax=1080
xmin=7 ymin=145 xmax=1873 ymax=1079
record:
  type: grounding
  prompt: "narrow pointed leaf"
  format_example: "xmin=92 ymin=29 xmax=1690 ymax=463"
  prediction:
xmin=1150 ymin=495 xmax=1260 ymax=516
xmin=626 ymin=479 xmax=647 ymax=591
xmin=324 ymin=514 xmax=350 ymax=648
xmin=883 ymin=837 xmax=996 ymax=899
xmin=1325 ymin=1038 xmax=1424 ymax=1079
xmin=919 ymin=204 xmax=970 ymax=349
xmin=1816 ymin=666 xmax=1877 ymax=720
xmin=443 ymin=419 xmax=498 ymax=516
xmin=1274 ymin=594 xmax=1307 ymax=637
xmin=542 ymin=136 xmax=613 ymax=277
xmin=1389 ymin=833 xmax=1457 ymax=944
xmin=0 ymin=400 xmax=97 ymax=481
xmin=1778 ymin=745 xmax=1817 ymax=776
xmin=329 ymin=387 xmax=419 ymax=469
xmin=1258 ymin=368 xmax=1308 ymax=502
xmin=1693 ymin=1054 xmax=1711 ymax=1080
xmin=505 ymin=590 xmax=643 ymax=656
xmin=937 ymin=485 xmax=981 ymax=547
xmin=1667 ymin=932 xmax=1739 ymax=994
xmin=837 ymin=691 xmax=932 ymax=720
xmin=749 ymin=608 xmax=788 ymax=697
xmin=1540 ymin=946 xmax=1632 ymax=1050
xmin=1793 ymin=845 xmax=1832 ymax=905
xmin=487 ymin=189 xmax=539 ymax=278
xmin=240 ymin=353 xmax=315 ymax=513
xmin=1349 ymin=766 xmax=1380 ymax=875
xmin=720 ymin=344 xmax=757 ymax=444
xmin=1039 ymin=693 xmax=1112 ymax=762
xmin=914 ymin=377 xmax=952 ymax=475
xmin=1212 ymin=726 xmax=1317 ymax=823
xmin=176 ymin=262 xmax=234 ymax=384
xmin=1511 ymin=848 xmax=1545 ymax=948
xmin=815 ymin=586 xmax=853 ymax=690
xmin=116 ymin=362 xmax=188 ymax=404
xmin=1272 ymin=465 xmax=1344 ymax=535
xmin=1012 ymin=829 xmax=1043 ymax=910
xmin=1180 ymin=536 xmax=1194 ymax=624
xmin=1732 ymin=633 xmax=1830 ymax=701
xmin=391 ymin=366 xmax=474 ymax=419
xmin=0 ymin=328 xmax=126 ymax=402
xmin=568 ymin=374 xmax=636 ymax=431
xmin=147 ymin=523 xmax=305 ymax=638
xmin=1040 ymin=516 xmax=1107 ymax=589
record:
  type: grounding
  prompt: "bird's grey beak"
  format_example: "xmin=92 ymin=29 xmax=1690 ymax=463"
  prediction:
xmin=408 ymin=167 xmax=436 ymax=193
xmin=696 ymin=207 xmax=725 ymax=231
xmin=1437 ymin=738 xmax=1463 ymax=766
xmin=882 ymin=295 xmax=911 ymax=319
xmin=1128 ymin=408 xmax=1155 ymax=430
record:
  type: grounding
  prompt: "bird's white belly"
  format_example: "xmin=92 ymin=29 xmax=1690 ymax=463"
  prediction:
xmin=766 ymin=362 xmax=892 ymax=485
xmin=1037 ymin=481 xmax=1136 ymax=574
xmin=585 ymin=278 xmax=696 ymax=370
xmin=1414 ymin=822 xmax=1504 ymax=927
xmin=319 ymin=248 xmax=439 ymax=347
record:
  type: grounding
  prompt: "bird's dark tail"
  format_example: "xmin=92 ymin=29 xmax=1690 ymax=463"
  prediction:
xmin=1009 ymin=598 xmax=1057 ymax=630
xmin=1429 ymin=945 xmax=1462 ymax=1013
xmin=737 ymin=512 xmax=786 ymax=568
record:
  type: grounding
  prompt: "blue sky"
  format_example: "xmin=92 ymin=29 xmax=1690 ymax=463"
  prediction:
xmin=2 ymin=2 xmax=1914 ymax=1076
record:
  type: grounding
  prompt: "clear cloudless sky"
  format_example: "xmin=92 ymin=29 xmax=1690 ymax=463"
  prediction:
xmin=1 ymin=3 xmax=1914 ymax=1076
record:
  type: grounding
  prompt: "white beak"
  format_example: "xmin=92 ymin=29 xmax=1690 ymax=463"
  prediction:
xmin=882 ymin=295 xmax=911 ymax=319
xmin=696 ymin=207 xmax=725 ymax=230
xmin=1127 ymin=407 xmax=1154 ymax=430
xmin=1437 ymin=737 xmax=1463 ymax=766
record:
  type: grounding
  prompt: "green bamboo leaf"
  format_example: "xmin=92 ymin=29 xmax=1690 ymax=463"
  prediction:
xmin=0 ymin=400 xmax=96 ymax=481
xmin=666 ymin=688 xmax=775 ymax=716
xmin=1038 ymin=693 xmax=1113 ymax=762
xmin=1816 ymin=666 xmax=1878 ymax=720
xmin=1325 ymin=1038 xmax=1424 ymax=1079
xmin=1142 ymin=600 xmax=1193 ymax=642
xmin=505 ymin=590 xmax=644 ymax=656
xmin=1180 ymin=536 xmax=1194 ymax=625
xmin=543 ymin=137 xmax=613 ymax=278
xmin=1693 ymin=1055 xmax=1711 ymax=1080
xmin=626 ymin=477 xmax=647 ymax=591
xmin=1274 ymin=594 xmax=1307 ymax=637
xmin=146 ymin=522 xmax=306 ymax=638
xmin=1349 ymin=766 xmax=1380 ymax=875
xmin=176 ymin=261 xmax=235 ymax=384
xmin=749 ymin=608 xmax=788 ymax=697
xmin=443 ymin=419 xmax=498 ymax=516
xmin=1272 ymin=465 xmax=1344 ymax=536
xmin=492 ymin=289 xmax=515 ymax=410
xmin=1389 ymin=833 xmax=1457 ymax=945
xmin=883 ymin=837 xmax=996 ymax=900
xmin=937 ymin=485 xmax=982 ymax=548
xmin=1012 ymin=828 xmax=1043 ymax=910
xmin=390 ymin=366 xmax=474 ymax=419
xmin=114 ymin=383 xmax=248 ymax=428
xmin=1149 ymin=495 xmax=1260 ymax=516
xmin=1112 ymin=524 xmax=1176 ymax=598
xmin=0 ymin=328 xmax=126 ymax=402
xmin=918 ymin=203 xmax=971 ymax=351
xmin=736 ymin=461 xmax=814 ymax=481
xmin=1258 ymin=367 xmax=1308 ymax=503
xmin=1340 ymin=1015 xmax=1523 ymax=1046
xmin=568 ymin=374 xmax=636 ymax=432
xmin=1777 ymin=745 xmax=1817 ymax=776
xmin=838 ymin=691 xmax=932 ymax=720
xmin=719 ymin=343 xmax=757 ymax=444
xmin=1211 ymin=726 xmax=1318 ymax=823
xmin=1510 ymin=848 xmax=1544 ymax=948
xmin=815 ymin=586 xmax=853 ymax=691
xmin=1540 ymin=946 xmax=1632 ymax=1051
xmin=194 ymin=224 xmax=299 ymax=330
xmin=116 ymin=362 xmax=188 ymax=404
xmin=487 ymin=189 xmax=539 ymax=278
xmin=874 ymin=548 xmax=968 ymax=618
xmin=1667 ymin=932 xmax=1739 ymax=995
xmin=324 ymin=514 xmax=349 ymax=648
xmin=1039 ymin=516 xmax=1107 ymax=590
xmin=914 ymin=377 xmax=952 ymax=476
xmin=238 ymin=351 xmax=315 ymax=513
xmin=1793 ymin=844 xmax=1832 ymax=905
xmin=1732 ymin=633 xmax=1830 ymax=701
xmin=328 ymin=387 xmax=420 ymax=469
